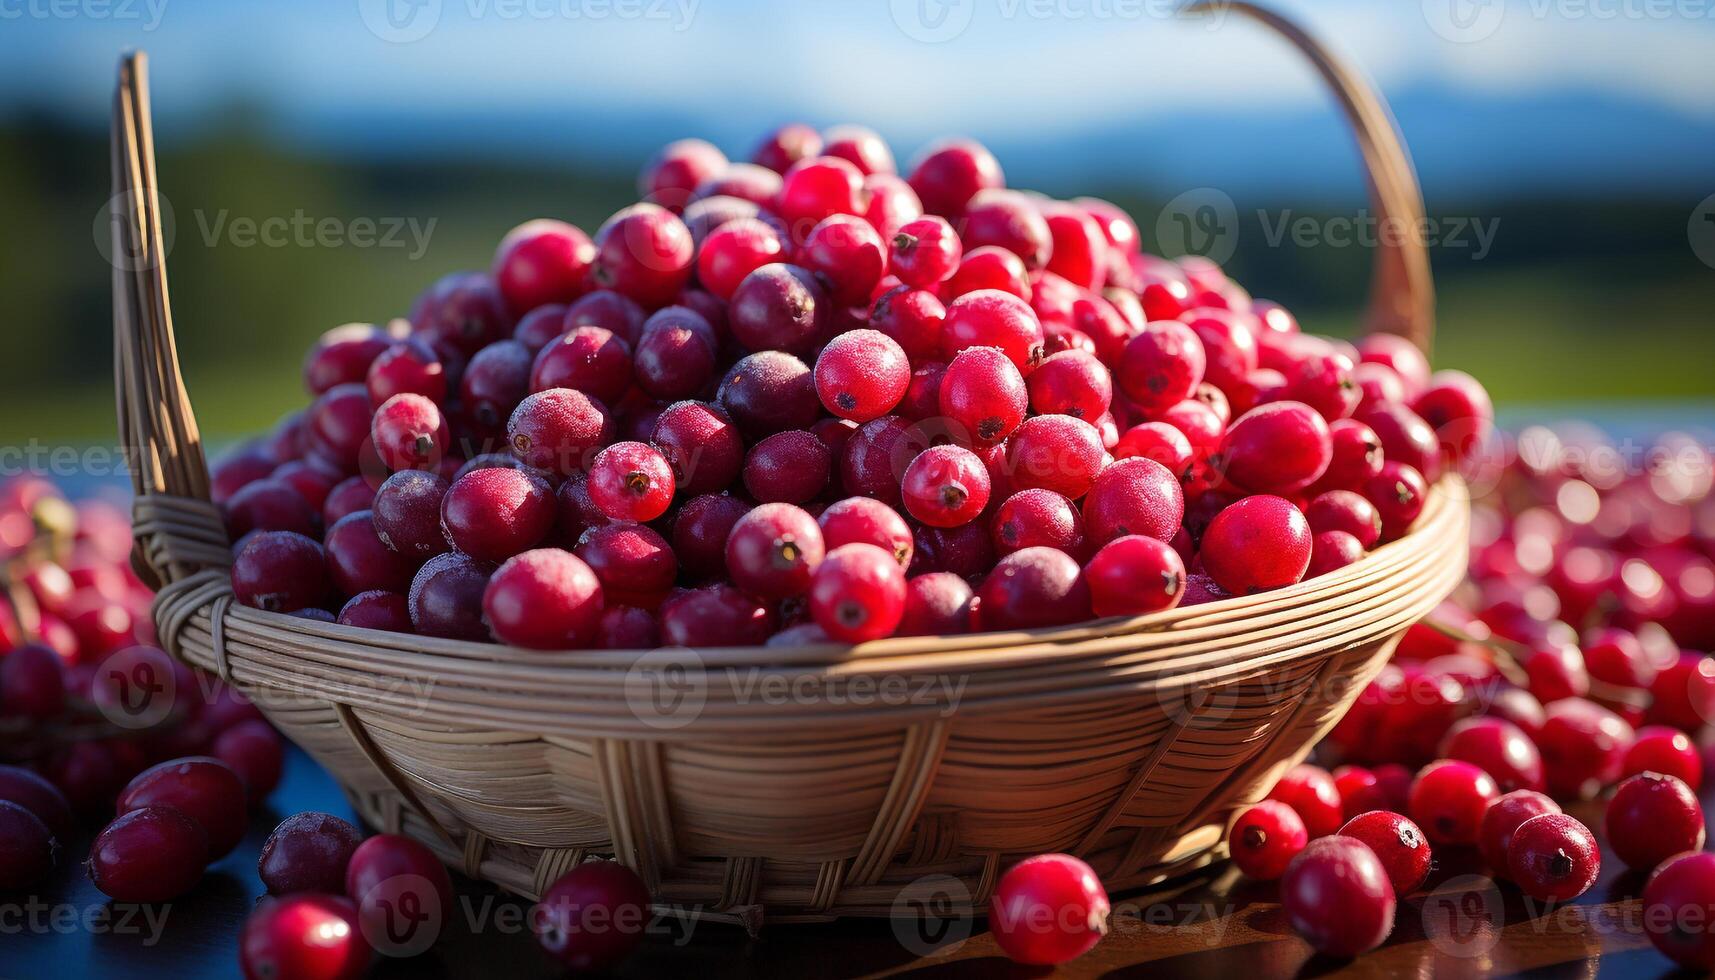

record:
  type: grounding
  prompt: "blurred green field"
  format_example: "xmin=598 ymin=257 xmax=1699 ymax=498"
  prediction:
xmin=2 ymin=118 xmax=1711 ymax=447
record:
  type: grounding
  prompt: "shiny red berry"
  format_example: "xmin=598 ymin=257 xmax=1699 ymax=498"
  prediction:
xmin=815 ymin=329 xmax=910 ymax=422
xmin=1339 ymin=810 xmax=1432 ymax=895
xmin=808 ymin=543 xmax=908 ymax=642
xmin=725 ymin=503 xmax=825 ymax=599
xmin=1228 ymin=800 xmax=1306 ymax=880
xmin=902 ymin=445 xmax=991 ymax=528
xmin=1084 ymin=535 xmax=1185 ymax=617
xmin=1606 ymin=772 xmax=1705 ymax=870
xmin=988 ymin=853 xmax=1109 ymax=966
xmin=87 ymin=805 xmax=208 ymax=902
xmin=1280 ymin=836 xmax=1396 ymax=957
xmin=533 ymin=860 xmax=652 ymax=972
xmin=1507 ymin=812 xmax=1599 ymax=902
xmin=484 ymin=549 xmax=604 ymax=649
xmin=1643 ymin=851 xmax=1715 ymax=969
xmin=1408 ymin=759 xmax=1499 ymax=845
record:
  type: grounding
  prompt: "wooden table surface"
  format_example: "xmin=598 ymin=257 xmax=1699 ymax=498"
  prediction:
xmin=0 ymin=745 xmax=1697 ymax=979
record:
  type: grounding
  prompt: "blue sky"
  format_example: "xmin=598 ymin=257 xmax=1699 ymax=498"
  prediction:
xmin=3 ymin=0 xmax=1713 ymax=198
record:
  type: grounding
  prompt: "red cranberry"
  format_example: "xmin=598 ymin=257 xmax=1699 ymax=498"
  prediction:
xmin=902 ymin=445 xmax=990 ymax=528
xmin=696 ymin=217 xmax=786 ymax=300
xmin=960 ymin=189 xmax=1050 ymax=268
xmin=1116 ymin=320 xmax=1205 ymax=414
xmin=412 ymin=272 xmax=510 ymax=356
xmin=1479 ymin=789 xmax=1560 ymax=873
xmin=1648 ymin=653 xmax=1715 ymax=731
xmin=585 ymin=441 xmax=675 ymax=523
xmin=737 ymin=430 xmax=827 ymax=505
xmin=598 ymin=607 xmax=659 ymax=649
xmin=1339 ymin=810 xmax=1432 ymax=895
xmin=1266 ymin=764 xmax=1344 ymax=838
xmin=1198 ymin=495 xmax=1312 ymax=595
xmin=369 ymin=393 xmax=446 ymax=473
xmin=777 ymin=155 xmax=865 ymax=233
xmin=907 ymin=139 xmax=1002 ymax=217
xmin=513 ymin=304 xmax=570 ymax=353
xmin=1305 ymin=489 xmax=1382 ymax=548
xmin=371 ymin=469 xmax=449 ymax=562
xmin=87 ymin=805 xmax=208 ymax=901
xmin=322 ymin=510 xmax=410 ymax=595
xmin=272 ymin=458 xmax=342 ymax=513
xmin=573 ymin=523 xmax=676 ymax=604
xmin=508 ymin=388 xmax=610 ymax=476
xmin=975 ymin=547 xmax=1091 ymax=631
xmin=303 ymin=323 xmax=394 ymax=397
xmin=1307 ymin=530 xmax=1365 ymax=577
xmin=1084 ymin=535 xmax=1184 ymax=617
xmin=534 ymin=860 xmax=652 ymax=972
xmin=233 ymin=531 xmax=331 ymax=613
xmin=1408 ymin=759 xmax=1498 ymax=845
xmin=1623 ymin=725 xmax=1702 ymax=786
xmin=344 ymin=833 xmax=454 ymax=958
xmin=801 ymin=214 xmax=886 ymax=305
xmin=728 ymin=263 xmax=828 ymax=356
xmin=808 ymin=543 xmax=908 ymax=642
xmin=898 ymin=360 xmax=947 ymax=421
xmin=1228 ymin=800 xmax=1307 ymax=880
xmin=659 ymin=585 xmax=774 ymax=646
xmin=1040 ymin=202 xmax=1108 ymax=290
xmin=482 ymin=549 xmax=604 ymax=649
xmin=367 ymin=339 xmax=446 ymax=406
xmin=408 ymin=552 xmax=494 ymax=641
xmin=530 ymin=326 xmax=633 ymax=408
xmin=492 ymin=218 xmax=594 ymax=316
xmin=991 ymin=489 xmax=1084 ymax=558
xmin=0 ymin=800 xmax=55 ymax=890
xmin=1524 ymin=643 xmax=1589 ymax=704
xmin=1217 ymin=401 xmax=1332 ymax=496
xmin=672 ymin=493 xmax=750 ymax=578
xmin=1280 ymin=836 xmax=1396 ymax=956
xmin=1314 ymin=419 xmax=1383 ymax=494
xmin=987 ymin=853 xmax=1108 ymax=966
xmin=869 ymin=286 xmax=946 ymax=365
xmin=1355 ymin=333 xmax=1429 ymax=393
xmin=241 ymin=894 xmax=371 ymax=980
xmin=1357 ymin=402 xmax=1443 ymax=483
xmin=337 ymin=590 xmax=412 ymax=632
xmin=0 ymin=643 xmax=66 ymax=720
xmin=941 ymin=289 xmax=1043 ymax=372
xmin=717 ymin=350 xmax=818 ymax=437
xmin=564 ymin=289 xmax=647 ymax=346
xmin=1027 ymin=350 xmax=1112 ymax=423
xmin=1283 ymin=347 xmax=1359 ymax=421
xmin=1365 ymin=461 xmax=1428 ymax=540
xmin=890 ymin=215 xmax=962 ymax=288
xmin=440 ymin=466 xmax=554 ymax=562
xmin=1507 ymin=812 xmax=1599 ymax=901
xmin=1438 ymin=716 xmax=1544 ymax=793
xmin=838 ymin=415 xmax=917 ymax=507
xmin=863 ymin=172 xmax=922 ymax=242
xmin=225 ymin=478 xmax=320 ymax=539
xmin=946 ymin=246 xmax=1031 ymax=301
xmin=1413 ymin=369 xmax=1494 ymax=467
xmin=1080 ymin=457 xmax=1184 ymax=546
xmin=651 ymin=399 xmax=743 ymax=495
xmin=640 ymin=138 xmax=726 ymax=208
xmin=0 ymin=764 xmax=74 ymax=839
xmin=815 ymin=329 xmax=910 ymax=421
xmin=1004 ymin=415 xmax=1104 ymax=500
xmin=213 ymin=719 xmax=284 ymax=804
xmin=632 ymin=307 xmax=716 ymax=402
xmin=322 ymin=476 xmax=375 ymax=527
xmin=1112 ymin=421 xmax=1193 ymax=479
xmin=939 ymin=346 xmax=1027 ymax=445
xmin=896 ymin=572 xmax=974 ymax=636
xmin=1537 ymin=698 xmax=1634 ymax=799
xmin=1642 ymin=851 xmax=1715 ymax=969
xmin=819 ymin=124 xmax=893 ymax=175
xmin=116 ymin=755 xmax=248 ymax=858
xmin=1606 ymin=771 xmax=1705 ymax=870
xmin=725 ymin=503 xmax=825 ymax=599
xmin=818 ymin=496 xmax=914 ymax=567
xmin=588 ymin=203 xmax=693 ymax=307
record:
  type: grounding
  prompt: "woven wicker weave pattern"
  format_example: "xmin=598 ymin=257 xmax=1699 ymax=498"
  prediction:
xmin=110 ymin=2 xmax=1467 ymax=924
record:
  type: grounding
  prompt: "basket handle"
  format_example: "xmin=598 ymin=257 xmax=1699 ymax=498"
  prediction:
xmin=112 ymin=52 xmax=230 ymax=589
xmin=1185 ymin=1 xmax=1435 ymax=352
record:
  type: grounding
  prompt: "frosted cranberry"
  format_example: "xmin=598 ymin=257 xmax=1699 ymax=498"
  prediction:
xmin=1159 ymin=399 xmax=1226 ymax=465
xmin=933 ymin=346 xmax=1026 ymax=446
xmin=868 ymin=286 xmax=946 ymax=365
xmin=368 ymin=347 xmax=444 ymax=424
xmin=1340 ymin=810 xmax=1431 ymax=895
xmin=1623 ymin=725 xmax=1702 ymax=786
xmin=530 ymin=326 xmax=633 ymax=408
xmin=1084 ymin=534 xmax=1184 ymax=617
xmin=1026 ymin=350 xmax=1111 ymax=423
xmin=907 ymin=139 xmax=1002 ymax=217
xmin=483 ymin=549 xmax=604 ymax=649
xmin=440 ymin=466 xmax=554 ymax=561
xmin=584 ymin=441 xmax=674 ymax=523
xmin=87 ymin=805 xmax=208 ymax=901
xmin=118 ymin=756 xmax=247 ymax=857
xmin=660 ymin=584 xmax=774 ymax=646
xmin=696 ymin=217 xmax=785 ymax=301
xmin=492 ymin=219 xmax=595 ymax=316
xmin=1216 ymin=402 xmax=1332 ymax=498
xmin=896 ymin=573 xmax=974 ymax=637
xmin=990 ymin=489 xmax=1083 ymax=559
xmin=739 ymin=430 xmax=829 ymax=505
xmin=371 ymin=469 xmax=449 ymax=561
xmin=0 ymin=765 xmax=74 ymax=839
xmin=975 ymin=547 xmax=1091 ymax=631
xmin=1606 ymin=772 xmax=1704 ymax=870
xmin=1038 ymin=202 xmax=1108 ymax=291
xmin=1365 ymin=461 xmax=1428 ymax=540
xmin=1439 ymin=717 xmax=1544 ymax=792
xmin=631 ymin=307 xmax=715 ymax=401
xmin=960 ymin=189 xmax=1050 ymax=269
xmin=1265 ymin=764 xmax=1343 ymax=838
xmin=725 ymin=503 xmax=825 ymax=599
xmin=839 ymin=415 xmax=917 ymax=507
xmin=1198 ymin=495 xmax=1312 ymax=595
xmin=564 ymin=289 xmax=647 ymax=347
xmin=650 ymin=399 xmax=743 ymax=496
xmin=711 ymin=355 xmax=813 ymax=441
xmin=508 ymin=388 xmax=610 ymax=475
xmin=370 ymin=393 xmax=446 ymax=472
xmin=728 ymin=263 xmax=827 ymax=355
xmin=1117 ymin=320 xmax=1205 ymax=414
xmin=322 ymin=476 xmax=375 ymax=527
xmin=588 ymin=203 xmax=693 ymax=307
xmin=240 ymin=894 xmax=370 ymax=980
xmin=1228 ymin=800 xmax=1307 ymax=880
xmin=408 ymin=552 xmax=493 ymax=640
xmin=212 ymin=718 xmax=284 ymax=803
xmin=0 ymin=800 xmax=54 ymax=890
xmin=1507 ymin=812 xmax=1600 ymax=901
xmin=1333 ymin=766 xmax=1407 ymax=820
xmin=945 ymin=245 xmax=1031 ymax=301
xmin=1081 ymin=457 xmax=1184 ymax=545
xmin=345 ymin=833 xmax=454 ymax=957
xmin=1305 ymin=489 xmax=1382 ymax=548
xmin=1280 ymin=836 xmax=1395 ymax=956
xmin=812 ymin=329 xmax=909 ymax=422
xmin=1307 ymin=531 xmax=1368 ymax=577
xmin=233 ymin=531 xmax=330 ymax=613
xmin=1413 ymin=369 xmax=1493 ymax=467
xmin=989 ymin=853 xmax=1109 ymax=966
xmin=412 ymin=271 xmax=510 ymax=356
xmin=574 ymin=523 xmax=676 ymax=604
xmin=671 ymin=494 xmax=750 ymax=579
xmin=798 ymin=214 xmax=885 ymax=305
xmin=1113 ymin=422 xmax=1193 ymax=479
xmin=806 ymin=543 xmax=908 ymax=642
xmin=814 ymin=496 xmax=910 ymax=568
xmin=1649 ymin=653 xmax=1715 ymax=731
xmin=861 ymin=172 xmax=922 ymax=243
xmin=1408 ymin=760 xmax=1499 ymax=845
xmin=337 ymin=590 xmax=412 ymax=632
xmin=941 ymin=289 xmax=1042 ymax=371
xmin=325 ymin=510 xmax=412 ymax=594
xmin=1357 ymin=402 xmax=1442 ymax=483
xmin=1643 ymin=852 xmax=1715 ymax=969
xmin=776 ymin=155 xmax=864 ymax=235
xmin=1478 ymin=789 xmax=1560 ymax=873
xmin=1005 ymin=415 xmax=1104 ymax=500
xmin=1282 ymin=348 xmax=1359 ymax=421
xmin=901 ymin=445 xmax=990 ymax=528
xmin=303 ymin=323 xmax=394 ymax=396
xmin=534 ymin=860 xmax=652 ymax=972
xmin=888 ymin=215 xmax=961 ymax=288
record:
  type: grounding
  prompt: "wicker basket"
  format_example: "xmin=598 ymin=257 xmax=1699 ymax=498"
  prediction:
xmin=110 ymin=3 xmax=1467 ymax=927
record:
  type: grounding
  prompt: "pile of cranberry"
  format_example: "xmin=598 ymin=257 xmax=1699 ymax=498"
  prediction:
xmin=216 ymin=123 xmax=1493 ymax=649
xmin=1226 ymin=425 xmax=1715 ymax=967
